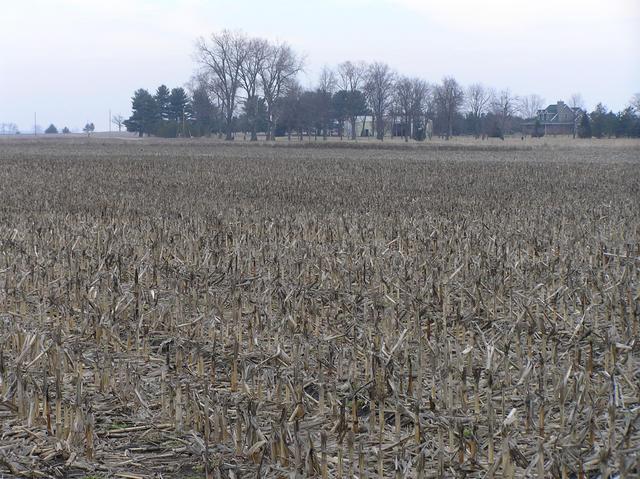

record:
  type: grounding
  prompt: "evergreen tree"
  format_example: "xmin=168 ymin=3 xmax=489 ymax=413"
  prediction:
xmin=603 ymin=111 xmax=618 ymax=138
xmin=590 ymin=103 xmax=607 ymax=138
xmin=332 ymin=91 xmax=349 ymax=137
xmin=44 ymin=124 xmax=58 ymax=134
xmin=277 ymin=84 xmax=303 ymax=139
xmin=62 ymin=127 xmax=70 ymax=134
xmin=615 ymin=107 xmax=635 ymax=137
xmin=155 ymin=85 xmax=171 ymax=121
xmin=532 ymin=118 xmax=543 ymax=138
xmin=298 ymin=90 xmax=319 ymax=138
xmin=191 ymin=85 xmax=218 ymax=137
xmin=313 ymin=89 xmax=334 ymax=139
xmin=124 ymin=89 xmax=158 ymax=137
xmin=578 ymin=112 xmax=591 ymax=138
xmin=240 ymin=96 xmax=268 ymax=135
xmin=168 ymin=88 xmax=191 ymax=123
xmin=346 ymin=90 xmax=368 ymax=137
xmin=332 ymin=90 xmax=367 ymax=138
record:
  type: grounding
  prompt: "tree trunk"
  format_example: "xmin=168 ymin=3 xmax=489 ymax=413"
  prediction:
xmin=225 ymin=113 xmax=233 ymax=141
xmin=265 ymin=105 xmax=273 ymax=141
xmin=405 ymin=115 xmax=409 ymax=142
xmin=250 ymin=96 xmax=259 ymax=141
xmin=377 ymin=117 xmax=384 ymax=141
xmin=250 ymin=122 xmax=258 ymax=141
xmin=350 ymin=116 xmax=356 ymax=140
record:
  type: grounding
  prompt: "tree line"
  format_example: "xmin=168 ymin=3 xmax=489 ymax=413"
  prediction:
xmin=576 ymin=100 xmax=640 ymax=139
xmin=123 ymin=31 xmax=640 ymax=140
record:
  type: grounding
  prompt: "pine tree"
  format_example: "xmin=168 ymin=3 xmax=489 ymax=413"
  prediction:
xmin=578 ymin=113 xmax=591 ymax=138
xmin=191 ymin=86 xmax=218 ymax=136
xmin=590 ymin=103 xmax=607 ymax=138
xmin=124 ymin=89 xmax=158 ymax=137
xmin=168 ymin=88 xmax=191 ymax=123
xmin=44 ymin=124 xmax=58 ymax=134
xmin=155 ymin=85 xmax=171 ymax=121
xmin=532 ymin=119 xmax=543 ymax=138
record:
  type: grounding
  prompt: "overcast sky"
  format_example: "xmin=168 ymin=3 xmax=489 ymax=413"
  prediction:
xmin=1 ymin=0 xmax=638 ymax=132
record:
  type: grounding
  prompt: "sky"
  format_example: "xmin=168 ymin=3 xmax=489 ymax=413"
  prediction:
xmin=1 ymin=0 xmax=638 ymax=133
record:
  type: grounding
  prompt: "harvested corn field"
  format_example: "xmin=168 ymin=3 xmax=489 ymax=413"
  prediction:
xmin=0 ymin=138 xmax=639 ymax=478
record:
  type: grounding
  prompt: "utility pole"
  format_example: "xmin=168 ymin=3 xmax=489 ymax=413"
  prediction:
xmin=34 ymin=112 xmax=37 ymax=136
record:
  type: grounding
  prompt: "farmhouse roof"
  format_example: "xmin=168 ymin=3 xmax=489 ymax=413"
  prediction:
xmin=523 ymin=100 xmax=581 ymax=128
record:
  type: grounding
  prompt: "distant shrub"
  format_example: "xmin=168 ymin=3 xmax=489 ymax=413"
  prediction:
xmin=531 ymin=119 xmax=544 ymax=138
xmin=155 ymin=121 xmax=180 ymax=138
xmin=578 ymin=113 xmax=592 ymax=139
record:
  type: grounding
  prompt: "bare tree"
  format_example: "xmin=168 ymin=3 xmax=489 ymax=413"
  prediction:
xmin=395 ymin=77 xmax=413 ymax=142
xmin=517 ymin=94 xmax=545 ymax=120
xmin=569 ymin=93 xmax=585 ymax=110
xmin=409 ymin=79 xmax=429 ymax=140
xmin=338 ymin=61 xmax=367 ymax=139
xmin=240 ymin=37 xmax=269 ymax=141
xmin=631 ymin=93 xmax=640 ymax=114
xmin=111 ymin=114 xmax=125 ymax=132
xmin=260 ymin=42 xmax=303 ymax=140
xmin=491 ymin=89 xmax=517 ymax=136
xmin=278 ymin=81 xmax=304 ymax=141
xmin=317 ymin=66 xmax=337 ymax=140
xmin=338 ymin=61 xmax=366 ymax=92
xmin=364 ymin=63 xmax=395 ymax=141
xmin=423 ymin=86 xmax=436 ymax=119
xmin=395 ymin=77 xmax=429 ymax=142
xmin=318 ymin=66 xmax=338 ymax=95
xmin=435 ymin=77 xmax=464 ymax=139
xmin=1 ymin=123 xmax=19 ymax=135
xmin=465 ymin=83 xmax=491 ymax=138
xmin=195 ymin=30 xmax=249 ymax=140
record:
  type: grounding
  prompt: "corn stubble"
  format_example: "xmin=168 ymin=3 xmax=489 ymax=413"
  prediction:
xmin=0 ymin=138 xmax=638 ymax=478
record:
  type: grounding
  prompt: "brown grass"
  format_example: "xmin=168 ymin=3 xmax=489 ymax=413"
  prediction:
xmin=0 ymin=137 xmax=638 ymax=478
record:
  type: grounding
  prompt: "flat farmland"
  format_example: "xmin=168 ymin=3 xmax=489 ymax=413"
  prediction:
xmin=0 ymin=138 xmax=638 ymax=478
